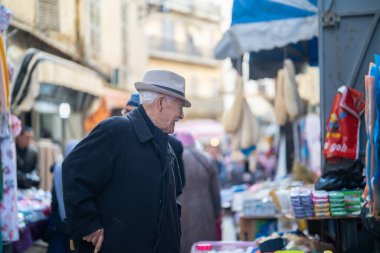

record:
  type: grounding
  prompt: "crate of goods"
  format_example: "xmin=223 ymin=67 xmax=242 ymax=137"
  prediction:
xmin=242 ymin=198 xmax=277 ymax=217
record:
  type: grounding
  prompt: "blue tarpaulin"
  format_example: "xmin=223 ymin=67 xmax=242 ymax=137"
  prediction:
xmin=215 ymin=0 xmax=318 ymax=79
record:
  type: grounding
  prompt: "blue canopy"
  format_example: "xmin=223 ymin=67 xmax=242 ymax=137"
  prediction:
xmin=214 ymin=0 xmax=318 ymax=60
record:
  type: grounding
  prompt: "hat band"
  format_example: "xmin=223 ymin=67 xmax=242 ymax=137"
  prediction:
xmin=152 ymin=84 xmax=185 ymax=97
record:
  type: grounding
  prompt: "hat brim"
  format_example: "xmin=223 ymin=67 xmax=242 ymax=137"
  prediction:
xmin=134 ymin=82 xmax=191 ymax=107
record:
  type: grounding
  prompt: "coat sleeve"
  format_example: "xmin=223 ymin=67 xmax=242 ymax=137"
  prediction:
xmin=62 ymin=118 xmax=123 ymax=238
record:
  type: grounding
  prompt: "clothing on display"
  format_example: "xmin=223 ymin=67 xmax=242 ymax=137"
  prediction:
xmin=274 ymin=60 xmax=303 ymax=125
xmin=373 ymin=55 xmax=380 ymax=212
xmin=0 ymin=6 xmax=19 ymax=243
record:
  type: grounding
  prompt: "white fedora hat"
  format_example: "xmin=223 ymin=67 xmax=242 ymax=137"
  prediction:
xmin=134 ymin=70 xmax=191 ymax=107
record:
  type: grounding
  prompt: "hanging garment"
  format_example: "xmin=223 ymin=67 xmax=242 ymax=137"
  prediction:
xmin=224 ymin=74 xmax=245 ymax=134
xmin=296 ymin=66 xmax=320 ymax=106
xmin=0 ymin=31 xmax=19 ymax=242
xmin=0 ymin=130 xmax=20 ymax=242
xmin=274 ymin=59 xmax=303 ymax=125
xmin=0 ymin=4 xmax=12 ymax=34
xmin=373 ymin=55 xmax=380 ymax=215
xmin=283 ymin=59 xmax=300 ymax=120
xmin=365 ymin=73 xmax=375 ymax=209
xmin=274 ymin=69 xmax=287 ymax=125
xmin=304 ymin=113 xmax=321 ymax=176
xmin=231 ymin=96 xmax=260 ymax=152
xmin=0 ymin=35 xmax=9 ymax=111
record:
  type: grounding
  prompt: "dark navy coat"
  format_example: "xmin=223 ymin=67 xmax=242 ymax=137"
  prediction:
xmin=62 ymin=108 xmax=182 ymax=253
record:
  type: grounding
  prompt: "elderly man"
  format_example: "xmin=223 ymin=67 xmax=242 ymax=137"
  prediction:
xmin=122 ymin=93 xmax=186 ymax=189
xmin=62 ymin=70 xmax=190 ymax=253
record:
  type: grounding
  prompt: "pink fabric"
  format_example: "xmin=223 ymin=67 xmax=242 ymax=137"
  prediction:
xmin=175 ymin=132 xmax=195 ymax=147
xmin=1 ymin=125 xmax=20 ymax=242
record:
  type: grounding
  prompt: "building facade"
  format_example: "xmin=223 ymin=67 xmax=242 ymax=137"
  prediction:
xmin=144 ymin=0 xmax=224 ymax=119
xmin=1 ymin=0 xmax=225 ymax=139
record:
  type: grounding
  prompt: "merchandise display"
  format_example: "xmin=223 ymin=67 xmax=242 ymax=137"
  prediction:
xmin=17 ymin=189 xmax=51 ymax=229
xmin=289 ymin=189 xmax=363 ymax=218
xmin=290 ymin=190 xmax=314 ymax=219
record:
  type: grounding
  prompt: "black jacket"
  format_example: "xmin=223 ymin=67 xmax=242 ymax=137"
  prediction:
xmin=169 ymin=136 xmax=185 ymax=189
xmin=62 ymin=108 xmax=182 ymax=253
xmin=16 ymin=144 xmax=39 ymax=189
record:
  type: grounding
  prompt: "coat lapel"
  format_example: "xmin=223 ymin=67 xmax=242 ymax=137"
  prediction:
xmin=127 ymin=109 xmax=154 ymax=143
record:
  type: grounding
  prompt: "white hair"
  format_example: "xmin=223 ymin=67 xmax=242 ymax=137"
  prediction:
xmin=139 ymin=91 xmax=162 ymax=104
xmin=139 ymin=90 xmax=177 ymax=104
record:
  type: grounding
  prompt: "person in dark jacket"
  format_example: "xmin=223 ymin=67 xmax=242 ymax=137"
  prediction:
xmin=62 ymin=70 xmax=191 ymax=253
xmin=122 ymin=93 xmax=186 ymax=188
xmin=16 ymin=126 xmax=40 ymax=189
xmin=47 ymin=140 xmax=79 ymax=253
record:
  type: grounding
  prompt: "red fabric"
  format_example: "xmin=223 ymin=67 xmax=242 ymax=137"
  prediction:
xmin=323 ymin=86 xmax=365 ymax=161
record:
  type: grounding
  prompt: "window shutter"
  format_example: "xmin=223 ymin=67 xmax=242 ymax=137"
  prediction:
xmin=37 ymin=0 xmax=60 ymax=31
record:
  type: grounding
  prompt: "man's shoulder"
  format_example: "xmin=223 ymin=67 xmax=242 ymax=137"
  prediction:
xmin=99 ymin=116 xmax=132 ymax=129
xmin=91 ymin=116 xmax=134 ymax=139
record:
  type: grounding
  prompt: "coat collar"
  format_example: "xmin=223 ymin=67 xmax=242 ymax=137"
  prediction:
xmin=127 ymin=108 xmax=154 ymax=143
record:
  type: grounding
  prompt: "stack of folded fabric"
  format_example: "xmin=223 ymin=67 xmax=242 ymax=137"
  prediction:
xmin=312 ymin=191 xmax=330 ymax=217
xmin=343 ymin=190 xmax=362 ymax=215
xmin=329 ymin=191 xmax=347 ymax=216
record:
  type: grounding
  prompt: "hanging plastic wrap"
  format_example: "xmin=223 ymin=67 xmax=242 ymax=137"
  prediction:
xmin=323 ymin=86 xmax=365 ymax=161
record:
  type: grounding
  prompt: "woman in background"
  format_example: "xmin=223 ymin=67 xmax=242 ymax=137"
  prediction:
xmin=176 ymin=132 xmax=221 ymax=253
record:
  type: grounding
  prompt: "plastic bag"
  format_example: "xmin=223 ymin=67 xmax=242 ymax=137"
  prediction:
xmin=315 ymin=160 xmax=364 ymax=191
xmin=323 ymin=86 xmax=365 ymax=161
xmin=361 ymin=202 xmax=380 ymax=238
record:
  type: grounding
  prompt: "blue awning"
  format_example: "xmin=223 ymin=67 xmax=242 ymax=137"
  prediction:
xmin=214 ymin=0 xmax=318 ymax=60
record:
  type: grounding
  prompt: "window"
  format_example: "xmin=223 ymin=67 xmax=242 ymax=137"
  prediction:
xmin=88 ymin=0 xmax=101 ymax=59
xmin=37 ymin=0 xmax=60 ymax=31
xmin=121 ymin=1 xmax=128 ymax=66
xmin=162 ymin=17 xmax=175 ymax=52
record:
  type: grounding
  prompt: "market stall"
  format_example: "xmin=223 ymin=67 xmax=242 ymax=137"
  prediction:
xmin=9 ymin=189 xmax=51 ymax=253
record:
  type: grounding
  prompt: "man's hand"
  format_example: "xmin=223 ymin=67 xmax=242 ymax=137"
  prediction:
xmin=82 ymin=228 xmax=104 ymax=253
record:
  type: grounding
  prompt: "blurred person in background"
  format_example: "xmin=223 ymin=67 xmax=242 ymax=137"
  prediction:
xmin=46 ymin=140 xmax=79 ymax=253
xmin=177 ymin=132 xmax=221 ymax=253
xmin=122 ymin=93 xmax=186 ymax=188
xmin=205 ymin=144 xmax=228 ymax=188
xmin=16 ymin=125 xmax=40 ymax=189
xmin=255 ymin=135 xmax=277 ymax=180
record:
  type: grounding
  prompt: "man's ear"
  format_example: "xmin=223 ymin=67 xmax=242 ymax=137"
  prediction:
xmin=157 ymin=96 xmax=164 ymax=111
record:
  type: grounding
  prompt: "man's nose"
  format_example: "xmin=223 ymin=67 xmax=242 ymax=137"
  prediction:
xmin=179 ymin=108 xmax=184 ymax=119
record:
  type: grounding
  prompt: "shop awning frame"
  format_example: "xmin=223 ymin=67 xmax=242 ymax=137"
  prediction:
xmin=11 ymin=48 xmax=105 ymax=114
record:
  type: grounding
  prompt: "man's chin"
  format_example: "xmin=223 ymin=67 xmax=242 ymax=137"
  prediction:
xmin=162 ymin=127 xmax=175 ymax=134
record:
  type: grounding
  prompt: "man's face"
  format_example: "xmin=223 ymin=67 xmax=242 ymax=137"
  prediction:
xmin=160 ymin=96 xmax=184 ymax=134
xmin=17 ymin=131 xmax=33 ymax=149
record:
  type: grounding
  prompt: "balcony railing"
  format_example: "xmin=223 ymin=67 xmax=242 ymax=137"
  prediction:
xmin=148 ymin=36 xmax=215 ymax=59
xmin=146 ymin=0 xmax=221 ymax=21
